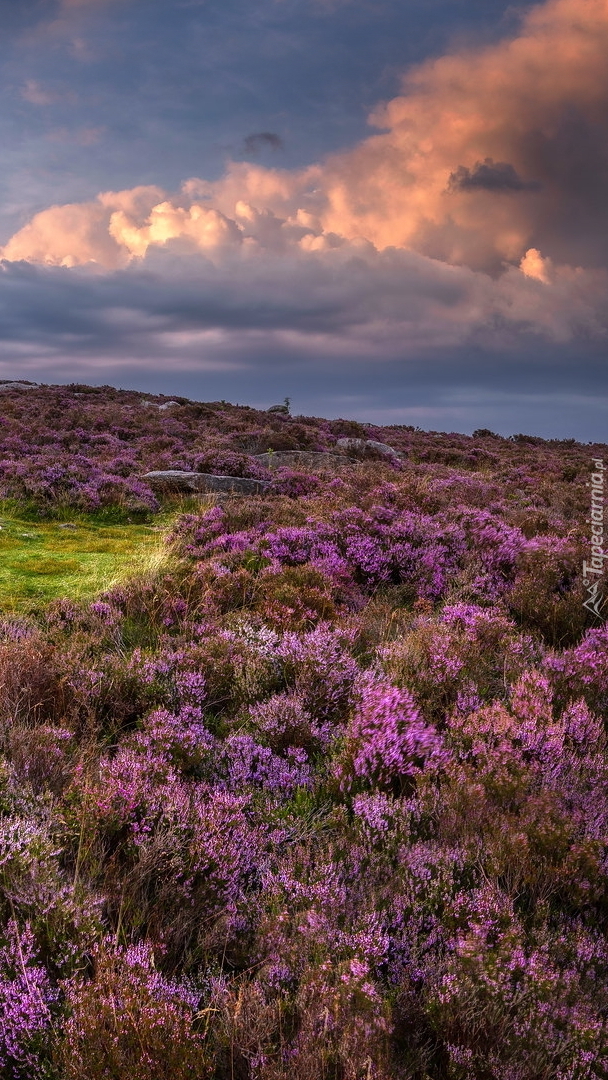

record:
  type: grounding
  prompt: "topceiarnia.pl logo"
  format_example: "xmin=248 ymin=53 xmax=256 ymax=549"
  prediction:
xmin=583 ymin=458 xmax=607 ymax=619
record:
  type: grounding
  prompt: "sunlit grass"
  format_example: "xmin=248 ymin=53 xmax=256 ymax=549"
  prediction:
xmin=0 ymin=505 xmax=187 ymax=611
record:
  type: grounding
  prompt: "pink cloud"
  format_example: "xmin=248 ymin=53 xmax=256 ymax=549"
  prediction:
xmin=313 ymin=0 xmax=608 ymax=270
xmin=3 ymin=0 xmax=608 ymax=347
xmin=20 ymin=80 xmax=58 ymax=106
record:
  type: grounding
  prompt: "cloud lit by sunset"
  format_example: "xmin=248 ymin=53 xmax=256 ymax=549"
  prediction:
xmin=0 ymin=0 xmax=606 ymax=435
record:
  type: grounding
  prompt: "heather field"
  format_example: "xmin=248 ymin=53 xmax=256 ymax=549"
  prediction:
xmin=1 ymin=381 xmax=608 ymax=1079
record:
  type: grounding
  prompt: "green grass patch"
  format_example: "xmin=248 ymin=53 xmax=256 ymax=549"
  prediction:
xmin=0 ymin=510 xmax=179 ymax=611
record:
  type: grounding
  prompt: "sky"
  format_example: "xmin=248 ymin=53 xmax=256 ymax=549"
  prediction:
xmin=0 ymin=0 xmax=607 ymax=438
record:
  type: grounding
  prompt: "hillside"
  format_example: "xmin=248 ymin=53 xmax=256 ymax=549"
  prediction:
xmin=0 ymin=381 xmax=607 ymax=1079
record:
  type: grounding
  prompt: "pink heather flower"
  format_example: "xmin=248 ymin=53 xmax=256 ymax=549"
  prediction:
xmin=343 ymin=679 xmax=449 ymax=791
xmin=0 ymin=921 xmax=56 ymax=1076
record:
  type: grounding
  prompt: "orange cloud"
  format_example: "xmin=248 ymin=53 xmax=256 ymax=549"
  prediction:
xmin=314 ymin=0 xmax=608 ymax=269
xmin=1 ymin=187 xmax=163 ymax=268
xmin=520 ymin=248 xmax=553 ymax=283
xmin=108 ymin=202 xmax=242 ymax=259
xmin=1 ymin=202 xmax=121 ymax=268
xmin=4 ymin=0 xmax=608 ymax=277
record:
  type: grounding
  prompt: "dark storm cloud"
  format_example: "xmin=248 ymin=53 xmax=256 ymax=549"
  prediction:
xmin=0 ymin=247 xmax=606 ymax=439
xmin=448 ymin=159 xmax=541 ymax=193
xmin=243 ymin=132 xmax=284 ymax=155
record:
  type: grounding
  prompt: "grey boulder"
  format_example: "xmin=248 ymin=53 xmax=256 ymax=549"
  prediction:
xmin=140 ymin=399 xmax=179 ymax=410
xmin=335 ymin=437 xmax=403 ymax=458
xmin=0 ymin=381 xmax=39 ymax=391
xmin=141 ymin=471 xmax=271 ymax=494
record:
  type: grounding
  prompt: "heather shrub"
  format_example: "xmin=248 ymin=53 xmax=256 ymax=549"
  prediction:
xmin=545 ymin=623 xmax=608 ymax=713
xmin=101 ymin=568 xmax=195 ymax=642
xmin=0 ymin=617 xmax=38 ymax=643
xmin=426 ymin=888 xmax=608 ymax=1080
xmin=54 ymin=941 xmax=209 ymax=1080
xmin=276 ymin=623 xmax=359 ymax=722
xmin=507 ymin=536 xmax=587 ymax=646
xmin=254 ymin=565 xmax=339 ymax=629
xmin=379 ymin=605 xmax=539 ymax=719
xmin=204 ymin=976 xmax=293 ymax=1080
xmin=223 ymin=735 xmax=312 ymax=797
xmin=181 ymin=627 xmax=281 ymax=716
xmin=5 ymin=724 xmax=73 ymax=795
xmin=439 ymin=677 xmax=608 ymax=907
xmin=100 ymin=786 xmax=264 ymax=961
xmin=0 ymin=386 xmax=604 ymax=1078
xmin=247 ymin=691 xmax=335 ymax=755
xmin=0 ymin=638 xmax=67 ymax=728
xmin=0 ymin=801 xmax=103 ymax=974
xmin=336 ymin=678 xmax=448 ymax=795
xmin=286 ymin=958 xmax=392 ymax=1080
xmin=172 ymin=634 xmax=240 ymax=716
xmin=270 ymin=467 xmax=322 ymax=498
xmin=63 ymin=644 xmax=204 ymax=734
xmin=190 ymin=447 xmax=270 ymax=479
xmin=0 ymin=919 xmax=55 ymax=1079
xmin=131 ymin=705 xmax=217 ymax=776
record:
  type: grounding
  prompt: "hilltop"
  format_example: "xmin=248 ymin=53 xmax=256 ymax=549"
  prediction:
xmin=0 ymin=381 xmax=607 ymax=1079
xmin=0 ymin=379 xmax=602 ymax=514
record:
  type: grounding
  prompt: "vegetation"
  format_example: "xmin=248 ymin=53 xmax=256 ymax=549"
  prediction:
xmin=0 ymin=510 xmax=178 ymax=609
xmin=0 ymin=382 xmax=606 ymax=1078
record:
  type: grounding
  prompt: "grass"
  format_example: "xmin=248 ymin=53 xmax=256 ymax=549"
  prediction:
xmin=0 ymin=504 xmax=186 ymax=611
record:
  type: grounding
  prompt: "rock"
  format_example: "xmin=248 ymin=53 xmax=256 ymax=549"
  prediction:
xmin=267 ymin=404 xmax=290 ymax=415
xmin=57 ymin=523 xmax=78 ymax=529
xmin=0 ymin=381 xmax=38 ymax=391
xmin=140 ymin=471 xmax=271 ymax=495
xmin=335 ymin=438 xmax=367 ymax=452
xmin=335 ymin=437 xmax=403 ymax=458
xmin=141 ymin=399 xmax=179 ymax=410
xmin=367 ymin=439 xmax=404 ymax=458
xmin=254 ymin=451 xmax=352 ymax=470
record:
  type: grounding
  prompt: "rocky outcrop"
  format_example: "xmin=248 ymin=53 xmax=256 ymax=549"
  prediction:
xmin=0 ymin=381 xmax=39 ymax=392
xmin=140 ymin=471 xmax=271 ymax=494
xmin=254 ymin=451 xmax=351 ymax=469
xmin=267 ymin=404 xmax=290 ymax=415
xmin=335 ymin=437 xmax=403 ymax=458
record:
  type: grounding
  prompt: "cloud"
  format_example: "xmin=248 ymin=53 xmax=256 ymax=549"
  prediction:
xmin=25 ymin=0 xmax=126 ymax=59
xmin=1 ymin=186 xmax=164 ymax=268
xmin=448 ymin=159 xmax=541 ymax=194
xmin=1 ymin=0 xmax=607 ymax=437
xmin=0 ymin=252 xmax=605 ymax=437
xmin=1 ymin=219 xmax=606 ymax=354
xmin=243 ymin=132 xmax=284 ymax=155
xmin=520 ymin=247 xmax=553 ymax=283
xmin=9 ymin=0 xmax=608 ymax=274
xmin=311 ymin=0 xmax=608 ymax=271
xmin=20 ymin=80 xmax=59 ymax=106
